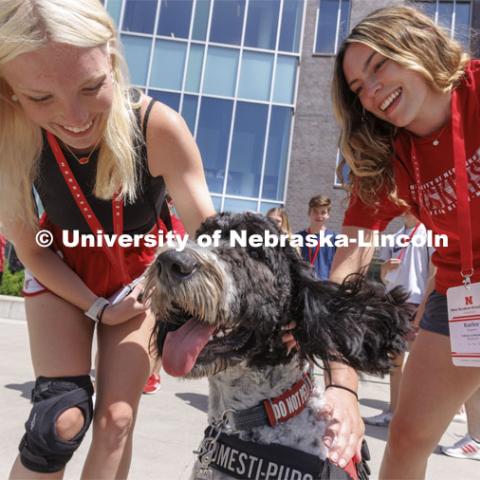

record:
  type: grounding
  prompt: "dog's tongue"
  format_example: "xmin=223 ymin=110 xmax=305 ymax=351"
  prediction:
xmin=163 ymin=318 xmax=216 ymax=377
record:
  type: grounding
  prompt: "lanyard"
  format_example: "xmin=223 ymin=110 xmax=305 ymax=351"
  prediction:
xmin=46 ymin=132 xmax=130 ymax=284
xmin=409 ymin=88 xmax=473 ymax=286
xmin=307 ymin=229 xmax=321 ymax=265
xmin=396 ymin=223 xmax=421 ymax=261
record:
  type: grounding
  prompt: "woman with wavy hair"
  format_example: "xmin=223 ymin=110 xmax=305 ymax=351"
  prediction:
xmin=0 ymin=0 xmax=214 ymax=478
xmin=330 ymin=5 xmax=480 ymax=478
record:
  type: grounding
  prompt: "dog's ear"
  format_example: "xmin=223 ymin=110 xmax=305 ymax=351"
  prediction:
xmin=292 ymin=273 xmax=413 ymax=376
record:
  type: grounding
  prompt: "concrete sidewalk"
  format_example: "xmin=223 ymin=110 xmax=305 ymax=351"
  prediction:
xmin=0 ymin=302 xmax=477 ymax=479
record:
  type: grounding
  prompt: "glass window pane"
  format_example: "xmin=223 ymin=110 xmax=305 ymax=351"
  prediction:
xmin=192 ymin=0 xmax=211 ymax=41
xmin=223 ymin=198 xmax=258 ymax=213
xmin=438 ymin=2 xmax=454 ymax=32
xmin=121 ymin=35 xmax=151 ymax=86
xmin=238 ymin=51 xmax=273 ymax=101
xmin=273 ymin=56 xmax=297 ymax=104
xmin=123 ymin=0 xmax=158 ymax=34
xmin=454 ymin=3 xmax=471 ymax=50
xmin=197 ymin=98 xmax=233 ymax=193
xmin=157 ymin=0 xmax=193 ymax=39
xmin=181 ymin=94 xmax=198 ymax=134
xmin=417 ymin=2 xmax=436 ymax=19
xmin=148 ymin=90 xmax=180 ymax=111
xmin=260 ymin=202 xmax=282 ymax=214
xmin=244 ymin=0 xmax=280 ymax=50
xmin=211 ymin=195 xmax=222 ymax=211
xmin=185 ymin=44 xmax=204 ymax=93
xmin=203 ymin=47 xmax=239 ymax=97
xmin=210 ymin=0 xmax=245 ymax=46
xmin=150 ymin=40 xmax=187 ymax=90
xmin=262 ymin=106 xmax=292 ymax=200
xmin=227 ymin=102 xmax=268 ymax=197
xmin=315 ymin=0 xmax=339 ymax=54
xmin=339 ymin=0 xmax=350 ymax=45
xmin=279 ymin=0 xmax=304 ymax=52
xmin=106 ymin=0 xmax=123 ymax=25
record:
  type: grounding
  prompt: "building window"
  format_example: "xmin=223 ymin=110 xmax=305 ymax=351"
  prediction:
xmin=333 ymin=150 xmax=350 ymax=188
xmin=314 ymin=0 xmax=350 ymax=55
xmin=416 ymin=1 xmax=472 ymax=49
xmin=113 ymin=0 xmax=304 ymax=213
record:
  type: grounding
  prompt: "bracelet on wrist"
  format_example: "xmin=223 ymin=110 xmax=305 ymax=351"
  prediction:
xmin=84 ymin=297 xmax=110 ymax=324
xmin=98 ymin=302 xmax=109 ymax=324
xmin=325 ymin=384 xmax=359 ymax=401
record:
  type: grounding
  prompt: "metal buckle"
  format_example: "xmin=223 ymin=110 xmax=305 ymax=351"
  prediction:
xmin=193 ymin=410 xmax=234 ymax=480
xmin=461 ymin=268 xmax=475 ymax=288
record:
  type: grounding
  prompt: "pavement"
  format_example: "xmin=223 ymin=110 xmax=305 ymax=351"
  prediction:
xmin=0 ymin=294 xmax=478 ymax=479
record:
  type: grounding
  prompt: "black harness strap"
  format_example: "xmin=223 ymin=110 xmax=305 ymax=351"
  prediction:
xmin=199 ymin=429 xmax=356 ymax=480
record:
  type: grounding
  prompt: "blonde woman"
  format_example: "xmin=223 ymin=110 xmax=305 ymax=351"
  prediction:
xmin=330 ymin=5 xmax=480 ymax=479
xmin=265 ymin=207 xmax=293 ymax=235
xmin=0 ymin=0 xmax=214 ymax=478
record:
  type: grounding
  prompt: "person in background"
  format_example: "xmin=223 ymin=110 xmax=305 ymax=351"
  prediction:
xmin=364 ymin=212 xmax=435 ymax=427
xmin=143 ymin=193 xmax=185 ymax=395
xmin=266 ymin=207 xmax=293 ymax=235
xmin=296 ymin=195 xmax=337 ymax=280
xmin=0 ymin=234 xmax=6 ymax=285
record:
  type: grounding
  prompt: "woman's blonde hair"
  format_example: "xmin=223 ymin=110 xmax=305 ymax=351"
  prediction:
xmin=266 ymin=207 xmax=293 ymax=236
xmin=332 ymin=4 xmax=470 ymax=207
xmin=0 ymin=0 xmax=141 ymax=227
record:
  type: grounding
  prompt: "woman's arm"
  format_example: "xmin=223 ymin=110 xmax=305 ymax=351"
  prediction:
xmin=413 ymin=258 xmax=437 ymax=328
xmin=2 ymin=221 xmax=147 ymax=325
xmin=329 ymin=226 xmax=376 ymax=282
xmin=143 ymin=100 xmax=215 ymax=234
xmin=324 ymin=226 xmax=376 ymax=465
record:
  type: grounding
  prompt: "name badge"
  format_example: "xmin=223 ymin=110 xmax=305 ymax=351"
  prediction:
xmin=447 ymin=282 xmax=480 ymax=367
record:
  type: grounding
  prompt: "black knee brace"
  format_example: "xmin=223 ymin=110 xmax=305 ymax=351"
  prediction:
xmin=19 ymin=375 xmax=94 ymax=473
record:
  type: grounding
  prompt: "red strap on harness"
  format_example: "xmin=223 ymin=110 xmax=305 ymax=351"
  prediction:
xmin=263 ymin=373 xmax=314 ymax=427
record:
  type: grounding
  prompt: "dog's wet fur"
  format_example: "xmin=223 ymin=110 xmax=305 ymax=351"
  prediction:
xmin=145 ymin=212 xmax=412 ymax=479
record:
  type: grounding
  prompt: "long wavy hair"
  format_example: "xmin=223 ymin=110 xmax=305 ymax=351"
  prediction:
xmin=332 ymin=4 xmax=469 ymax=207
xmin=0 ymin=0 xmax=141 ymax=227
xmin=266 ymin=207 xmax=293 ymax=236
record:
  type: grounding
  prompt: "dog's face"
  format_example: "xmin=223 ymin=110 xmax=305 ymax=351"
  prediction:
xmin=145 ymin=212 xmax=412 ymax=380
xmin=145 ymin=212 xmax=303 ymax=379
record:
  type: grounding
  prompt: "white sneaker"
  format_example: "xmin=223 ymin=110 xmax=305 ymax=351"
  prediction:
xmin=363 ymin=411 xmax=393 ymax=427
xmin=441 ymin=434 xmax=480 ymax=460
xmin=452 ymin=411 xmax=467 ymax=423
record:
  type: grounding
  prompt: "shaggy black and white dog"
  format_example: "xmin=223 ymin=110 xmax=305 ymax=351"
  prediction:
xmin=145 ymin=212 xmax=411 ymax=480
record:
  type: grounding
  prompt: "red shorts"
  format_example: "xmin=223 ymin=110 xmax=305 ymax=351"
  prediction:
xmin=23 ymin=216 xmax=164 ymax=298
xmin=344 ymin=458 xmax=358 ymax=480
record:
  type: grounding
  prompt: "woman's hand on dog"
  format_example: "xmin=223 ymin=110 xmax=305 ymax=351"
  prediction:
xmin=319 ymin=388 xmax=365 ymax=468
xmin=101 ymin=284 xmax=149 ymax=326
xmin=280 ymin=318 xmax=365 ymax=467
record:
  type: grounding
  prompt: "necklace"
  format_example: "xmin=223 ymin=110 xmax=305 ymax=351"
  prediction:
xmin=63 ymin=140 xmax=101 ymax=165
xmin=432 ymin=123 xmax=449 ymax=146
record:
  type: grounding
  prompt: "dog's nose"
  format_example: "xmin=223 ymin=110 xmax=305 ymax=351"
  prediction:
xmin=156 ymin=250 xmax=198 ymax=280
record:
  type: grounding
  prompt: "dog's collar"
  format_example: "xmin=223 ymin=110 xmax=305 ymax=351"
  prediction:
xmin=194 ymin=427 xmax=357 ymax=480
xmin=225 ymin=372 xmax=314 ymax=432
